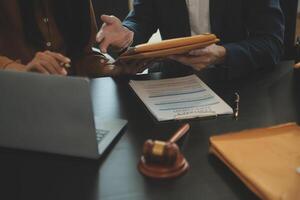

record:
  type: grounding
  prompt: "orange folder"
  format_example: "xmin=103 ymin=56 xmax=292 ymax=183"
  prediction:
xmin=118 ymin=34 xmax=219 ymax=61
xmin=210 ymin=123 xmax=300 ymax=200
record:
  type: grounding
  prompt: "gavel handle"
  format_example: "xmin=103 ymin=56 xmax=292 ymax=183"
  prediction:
xmin=168 ymin=123 xmax=190 ymax=143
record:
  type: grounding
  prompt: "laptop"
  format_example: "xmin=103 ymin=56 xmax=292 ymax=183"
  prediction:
xmin=0 ymin=70 xmax=127 ymax=159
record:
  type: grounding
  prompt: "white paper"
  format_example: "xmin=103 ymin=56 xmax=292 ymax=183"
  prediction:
xmin=129 ymin=74 xmax=233 ymax=121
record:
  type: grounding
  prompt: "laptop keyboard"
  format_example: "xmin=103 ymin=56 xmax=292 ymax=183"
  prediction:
xmin=96 ymin=129 xmax=110 ymax=143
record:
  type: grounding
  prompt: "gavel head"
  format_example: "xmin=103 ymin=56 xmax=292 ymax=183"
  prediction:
xmin=142 ymin=139 xmax=180 ymax=165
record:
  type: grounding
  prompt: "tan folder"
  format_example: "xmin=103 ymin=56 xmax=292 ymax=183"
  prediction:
xmin=209 ymin=123 xmax=300 ymax=200
xmin=118 ymin=34 xmax=219 ymax=61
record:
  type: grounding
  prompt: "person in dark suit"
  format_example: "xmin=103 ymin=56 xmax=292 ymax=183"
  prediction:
xmin=97 ymin=0 xmax=285 ymax=78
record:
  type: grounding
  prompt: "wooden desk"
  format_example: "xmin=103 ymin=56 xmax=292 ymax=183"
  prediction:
xmin=0 ymin=61 xmax=298 ymax=200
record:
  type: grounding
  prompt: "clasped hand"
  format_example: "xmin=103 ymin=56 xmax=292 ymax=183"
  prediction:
xmin=26 ymin=51 xmax=70 ymax=75
xmin=169 ymin=44 xmax=226 ymax=71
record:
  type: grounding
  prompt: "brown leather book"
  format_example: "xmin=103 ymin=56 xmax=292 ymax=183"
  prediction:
xmin=210 ymin=123 xmax=300 ymax=200
xmin=118 ymin=34 xmax=219 ymax=61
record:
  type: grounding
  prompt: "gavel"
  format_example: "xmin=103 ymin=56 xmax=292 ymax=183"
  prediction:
xmin=142 ymin=123 xmax=190 ymax=166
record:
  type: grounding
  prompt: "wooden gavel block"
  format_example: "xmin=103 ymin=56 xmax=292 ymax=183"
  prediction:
xmin=138 ymin=124 xmax=190 ymax=179
xmin=142 ymin=140 xmax=180 ymax=166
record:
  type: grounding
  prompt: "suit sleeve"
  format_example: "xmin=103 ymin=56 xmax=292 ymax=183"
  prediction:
xmin=222 ymin=0 xmax=285 ymax=78
xmin=122 ymin=0 xmax=158 ymax=45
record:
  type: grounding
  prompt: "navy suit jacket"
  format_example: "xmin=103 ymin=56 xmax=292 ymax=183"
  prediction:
xmin=123 ymin=0 xmax=285 ymax=78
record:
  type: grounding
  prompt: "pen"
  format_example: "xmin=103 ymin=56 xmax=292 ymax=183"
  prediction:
xmin=60 ymin=62 xmax=71 ymax=68
xmin=234 ymin=92 xmax=240 ymax=119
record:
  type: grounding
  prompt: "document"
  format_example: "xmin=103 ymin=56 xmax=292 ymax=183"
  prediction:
xmin=118 ymin=34 xmax=219 ymax=62
xmin=210 ymin=123 xmax=300 ymax=200
xmin=129 ymin=74 xmax=233 ymax=121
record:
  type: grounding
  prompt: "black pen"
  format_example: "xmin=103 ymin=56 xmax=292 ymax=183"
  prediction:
xmin=234 ymin=92 xmax=240 ymax=119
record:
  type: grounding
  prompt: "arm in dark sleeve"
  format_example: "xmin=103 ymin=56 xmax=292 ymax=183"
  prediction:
xmin=222 ymin=0 xmax=284 ymax=78
xmin=122 ymin=0 xmax=158 ymax=45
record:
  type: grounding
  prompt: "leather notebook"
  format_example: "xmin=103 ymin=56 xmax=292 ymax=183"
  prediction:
xmin=118 ymin=34 xmax=219 ymax=61
xmin=210 ymin=123 xmax=300 ymax=200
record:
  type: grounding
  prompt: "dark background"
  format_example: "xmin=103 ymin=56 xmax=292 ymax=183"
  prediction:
xmin=92 ymin=0 xmax=130 ymax=27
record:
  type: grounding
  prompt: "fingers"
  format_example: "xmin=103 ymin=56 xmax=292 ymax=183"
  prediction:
xmin=188 ymin=47 xmax=210 ymax=56
xmin=96 ymin=15 xmax=133 ymax=53
xmin=96 ymin=22 xmax=107 ymax=43
xmin=32 ymin=63 xmax=49 ymax=74
xmin=97 ymin=15 xmax=120 ymax=46
xmin=169 ymin=54 xmax=211 ymax=71
xmin=96 ymin=30 xmax=105 ymax=43
xmin=40 ymin=53 xmax=65 ymax=75
xmin=295 ymin=62 xmax=300 ymax=69
xmin=39 ymin=52 xmax=68 ymax=75
xmin=191 ymin=63 xmax=206 ymax=71
xmin=170 ymin=54 xmax=212 ymax=65
xmin=99 ymin=38 xmax=111 ymax=53
xmin=40 ymin=59 xmax=61 ymax=74
xmin=100 ymin=15 xmax=119 ymax=25
xmin=176 ymin=44 xmax=226 ymax=69
xmin=35 ymin=52 xmax=58 ymax=74
xmin=28 ymin=51 xmax=69 ymax=75
xmin=44 ymin=51 xmax=71 ymax=64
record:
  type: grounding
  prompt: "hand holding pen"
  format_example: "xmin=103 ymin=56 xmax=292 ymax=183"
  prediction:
xmin=25 ymin=51 xmax=71 ymax=75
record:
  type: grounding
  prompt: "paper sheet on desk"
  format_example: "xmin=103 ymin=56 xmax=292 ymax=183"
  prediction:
xmin=129 ymin=75 xmax=233 ymax=121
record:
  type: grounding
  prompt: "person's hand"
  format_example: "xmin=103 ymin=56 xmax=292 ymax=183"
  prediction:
xmin=93 ymin=59 xmax=153 ymax=77
xmin=77 ymin=54 xmax=152 ymax=77
xmin=26 ymin=51 xmax=71 ymax=75
xmin=295 ymin=62 xmax=300 ymax=69
xmin=97 ymin=59 xmax=152 ymax=77
xmin=96 ymin=15 xmax=134 ymax=53
xmin=168 ymin=44 xmax=226 ymax=71
xmin=110 ymin=59 xmax=153 ymax=75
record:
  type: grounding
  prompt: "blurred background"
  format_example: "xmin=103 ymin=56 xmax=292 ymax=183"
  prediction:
xmin=297 ymin=2 xmax=300 ymax=38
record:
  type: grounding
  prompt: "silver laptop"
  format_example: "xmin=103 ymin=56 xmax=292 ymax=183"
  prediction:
xmin=0 ymin=70 xmax=127 ymax=159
